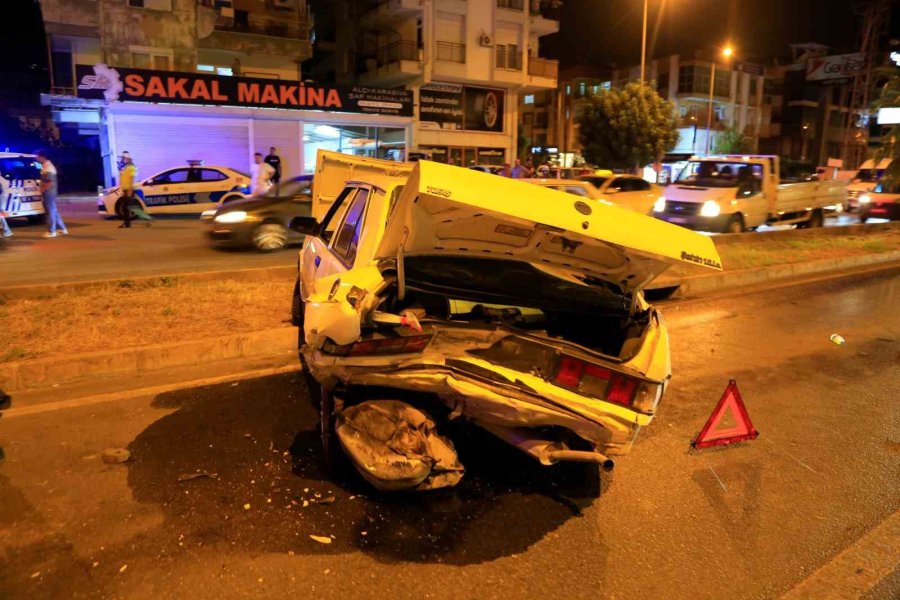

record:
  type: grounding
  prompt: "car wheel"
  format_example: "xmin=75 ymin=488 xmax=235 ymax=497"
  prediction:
xmin=291 ymin=279 xmax=305 ymax=350
xmin=724 ymin=215 xmax=744 ymax=234
xmin=26 ymin=214 xmax=47 ymax=225
xmin=809 ymin=209 xmax=824 ymax=228
xmin=860 ymin=215 xmax=868 ymax=224
xmin=252 ymin=223 xmax=287 ymax=252
xmin=319 ymin=387 xmax=346 ymax=473
xmin=220 ymin=194 xmax=242 ymax=205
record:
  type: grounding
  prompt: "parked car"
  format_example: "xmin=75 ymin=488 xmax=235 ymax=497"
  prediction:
xmin=858 ymin=179 xmax=900 ymax=222
xmin=206 ymin=175 xmax=313 ymax=251
xmin=469 ymin=164 xmax=503 ymax=175
xmin=656 ymin=154 xmax=847 ymax=233
xmin=527 ymin=174 xmax=664 ymax=214
xmin=0 ymin=152 xmax=45 ymax=224
xmin=289 ymin=150 xmax=722 ymax=492
xmin=98 ymin=162 xmax=250 ymax=218
xmin=846 ymin=158 xmax=892 ymax=212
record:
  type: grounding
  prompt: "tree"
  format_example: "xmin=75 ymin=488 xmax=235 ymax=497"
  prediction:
xmin=516 ymin=121 xmax=531 ymax=160
xmin=576 ymin=82 xmax=679 ymax=169
xmin=713 ymin=127 xmax=754 ymax=154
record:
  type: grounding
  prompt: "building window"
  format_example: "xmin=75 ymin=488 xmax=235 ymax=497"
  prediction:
xmin=578 ymin=82 xmax=586 ymax=97
xmin=127 ymin=0 xmax=172 ymax=10
xmin=565 ymin=84 xmax=571 ymax=95
xmin=130 ymin=46 xmax=173 ymax=70
xmin=524 ymin=94 xmax=534 ymax=104
xmin=591 ymin=84 xmax=600 ymax=94
xmin=496 ymin=44 xmax=522 ymax=70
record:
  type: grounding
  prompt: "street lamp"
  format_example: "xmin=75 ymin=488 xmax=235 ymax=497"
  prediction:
xmin=640 ymin=0 xmax=649 ymax=84
xmin=704 ymin=45 xmax=734 ymax=156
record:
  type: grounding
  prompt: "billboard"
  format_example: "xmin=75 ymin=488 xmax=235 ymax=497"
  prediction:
xmin=419 ymin=83 xmax=504 ymax=132
xmin=806 ymin=53 xmax=863 ymax=81
xmin=75 ymin=64 xmax=413 ymax=117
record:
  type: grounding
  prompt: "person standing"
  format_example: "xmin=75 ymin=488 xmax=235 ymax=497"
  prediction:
xmin=511 ymin=158 xmax=527 ymax=179
xmin=264 ymin=147 xmax=282 ymax=191
xmin=35 ymin=150 xmax=67 ymax=238
xmin=250 ymin=152 xmax=275 ymax=195
xmin=1 ymin=209 xmax=12 ymax=238
xmin=118 ymin=155 xmax=151 ymax=227
xmin=499 ymin=163 xmax=512 ymax=177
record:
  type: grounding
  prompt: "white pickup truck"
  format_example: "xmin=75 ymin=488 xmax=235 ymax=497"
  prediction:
xmin=655 ymin=155 xmax=847 ymax=234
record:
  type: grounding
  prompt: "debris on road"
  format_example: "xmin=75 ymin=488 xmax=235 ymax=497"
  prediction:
xmin=176 ymin=471 xmax=217 ymax=482
xmin=101 ymin=448 xmax=131 ymax=464
xmin=830 ymin=333 xmax=846 ymax=346
xmin=318 ymin=496 xmax=336 ymax=505
xmin=119 ymin=565 xmax=128 ymax=573
xmin=243 ymin=503 xmax=251 ymax=510
xmin=309 ymin=535 xmax=332 ymax=544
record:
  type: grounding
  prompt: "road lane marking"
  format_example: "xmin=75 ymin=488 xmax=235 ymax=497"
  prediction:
xmin=0 ymin=364 xmax=300 ymax=419
xmin=780 ymin=509 xmax=900 ymax=600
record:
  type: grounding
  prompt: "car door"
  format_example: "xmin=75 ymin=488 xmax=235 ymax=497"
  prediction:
xmin=141 ymin=168 xmax=191 ymax=213
xmin=189 ymin=168 xmax=234 ymax=213
xmin=299 ymin=186 xmax=356 ymax=301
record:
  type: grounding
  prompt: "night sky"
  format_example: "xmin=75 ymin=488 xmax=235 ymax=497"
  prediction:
xmin=543 ymin=0 xmax=893 ymax=68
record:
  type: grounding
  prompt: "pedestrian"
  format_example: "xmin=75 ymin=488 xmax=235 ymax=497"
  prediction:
xmin=35 ymin=150 xmax=67 ymax=238
xmin=118 ymin=156 xmax=151 ymax=228
xmin=524 ymin=159 xmax=535 ymax=177
xmin=251 ymin=152 xmax=275 ymax=195
xmin=1 ymin=209 xmax=12 ymax=238
xmin=499 ymin=163 xmax=512 ymax=177
xmin=264 ymin=146 xmax=282 ymax=193
xmin=511 ymin=159 xmax=528 ymax=178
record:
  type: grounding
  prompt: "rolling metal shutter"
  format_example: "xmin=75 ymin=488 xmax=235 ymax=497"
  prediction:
xmin=251 ymin=120 xmax=301 ymax=181
xmin=110 ymin=114 xmax=251 ymax=179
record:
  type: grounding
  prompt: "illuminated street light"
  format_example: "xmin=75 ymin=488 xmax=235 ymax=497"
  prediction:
xmin=640 ymin=0 xmax=649 ymax=84
xmin=705 ymin=45 xmax=735 ymax=155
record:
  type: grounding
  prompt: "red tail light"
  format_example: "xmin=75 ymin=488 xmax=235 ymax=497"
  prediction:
xmin=323 ymin=334 xmax=433 ymax=357
xmin=553 ymin=355 xmax=639 ymax=406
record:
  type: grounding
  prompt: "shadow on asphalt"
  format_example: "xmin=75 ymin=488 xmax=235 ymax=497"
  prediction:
xmin=126 ymin=372 xmax=603 ymax=565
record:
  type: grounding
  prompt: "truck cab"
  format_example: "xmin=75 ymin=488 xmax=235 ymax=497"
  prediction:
xmin=655 ymin=155 xmax=846 ymax=233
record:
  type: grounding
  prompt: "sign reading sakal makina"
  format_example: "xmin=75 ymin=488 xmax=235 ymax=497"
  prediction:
xmin=75 ymin=64 xmax=413 ymax=117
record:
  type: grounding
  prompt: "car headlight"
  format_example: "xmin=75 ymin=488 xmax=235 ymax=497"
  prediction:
xmin=653 ymin=197 xmax=667 ymax=213
xmin=214 ymin=211 xmax=248 ymax=224
xmin=859 ymin=194 xmax=871 ymax=204
xmin=700 ymin=200 xmax=721 ymax=217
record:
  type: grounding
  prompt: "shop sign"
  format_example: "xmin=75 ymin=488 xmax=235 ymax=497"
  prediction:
xmin=420 ymin=83 xmax=504 ymax=132
xmin=75 ymin=64 xmax=413 ymax=117
xmin=805 ymin=53 xmax=863 ymax=82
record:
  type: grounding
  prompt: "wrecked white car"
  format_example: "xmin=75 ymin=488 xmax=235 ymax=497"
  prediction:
xmin=289 ymin=150 xmax=722 ymax=491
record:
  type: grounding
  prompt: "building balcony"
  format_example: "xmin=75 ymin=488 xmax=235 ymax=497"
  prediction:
xmin=497 ymin=0 xmax=526 ymax=11
xmin=199 ymin=14 xmax=311 ymax=57
xmin=529 ymin=0 xmax=561 ymax=35
xmin=524 ymin=57 xmax=558 ymax=91
xmin=359 ymin=40 xmax=422 ymax=87
xmin=359 ymin=0 xmax=424 ymax=28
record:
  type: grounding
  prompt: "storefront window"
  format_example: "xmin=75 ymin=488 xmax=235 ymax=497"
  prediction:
xmin=303 ymin=124 xmax=407 ymax=172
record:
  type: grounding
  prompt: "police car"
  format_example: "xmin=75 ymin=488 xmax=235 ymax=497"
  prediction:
xmin=98 ymin=160 xmax=251 ymax=217
xmin=1 ymin=152 xmax=46 ymax=223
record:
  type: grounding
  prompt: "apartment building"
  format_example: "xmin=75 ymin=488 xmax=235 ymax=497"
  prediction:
xmin=39 ymin=0 xmax=419 ymax=185
xmin=309 ymin=0 xmax=561 ymax=166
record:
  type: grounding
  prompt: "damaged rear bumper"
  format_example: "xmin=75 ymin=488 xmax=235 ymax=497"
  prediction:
xmin=304 ymin=352 xmax=653 ymax=460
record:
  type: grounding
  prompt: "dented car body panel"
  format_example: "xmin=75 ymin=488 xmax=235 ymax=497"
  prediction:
xmin=296 ymin=150 xmax=721 ymax=489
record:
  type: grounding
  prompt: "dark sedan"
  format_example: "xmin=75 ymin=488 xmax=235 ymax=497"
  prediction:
xmin=205 ymin=176 xmax=313 ymax=251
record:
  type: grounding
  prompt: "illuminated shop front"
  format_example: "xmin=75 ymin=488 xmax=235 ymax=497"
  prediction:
xmin=65 ymin=64 xmax=413 ymax=186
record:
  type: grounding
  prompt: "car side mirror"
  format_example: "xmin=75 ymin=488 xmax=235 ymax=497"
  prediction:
xmin=289 ymin=216 xmax=319 ymax=236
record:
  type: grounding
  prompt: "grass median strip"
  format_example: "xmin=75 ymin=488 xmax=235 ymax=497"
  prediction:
xmin=717 ymin=231 xmax=900 ymax=271
xmin=0 ymin=276 xmax=295 ymax=363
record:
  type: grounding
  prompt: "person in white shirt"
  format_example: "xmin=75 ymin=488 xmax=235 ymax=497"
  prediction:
xmin=250 ymin=152 xmax=275 ymax=196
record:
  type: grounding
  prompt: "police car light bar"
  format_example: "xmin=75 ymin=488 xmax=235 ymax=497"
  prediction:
xmin=187 ymin=159 xmax=206 ymax=167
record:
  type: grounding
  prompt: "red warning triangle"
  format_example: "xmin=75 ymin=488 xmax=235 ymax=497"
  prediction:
xmin=692 ymin=380 xmax=758 ymax=449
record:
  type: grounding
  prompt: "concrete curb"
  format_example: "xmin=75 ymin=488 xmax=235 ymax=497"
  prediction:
xmin=654 ymin=250 xmax=900 ymax=297
xmin=713 ymin=220 xmax=899 ymax=246
xmin=0 ymin=327 xmax=296 ymax=394
xmin=0 ymin=265 xmax=295 ymax=300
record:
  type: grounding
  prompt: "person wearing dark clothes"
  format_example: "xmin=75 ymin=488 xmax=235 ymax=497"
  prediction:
xmin=264 ymin=147 xmax=282 ymax=186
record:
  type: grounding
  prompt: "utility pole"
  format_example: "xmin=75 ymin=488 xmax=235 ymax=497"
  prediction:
xmin=841 ymin=0 xmax=891 ymax=169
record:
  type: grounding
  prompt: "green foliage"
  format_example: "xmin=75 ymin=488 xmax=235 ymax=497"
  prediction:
xmin=713 ymin=127 xmax=754 ymax=154
xmin=517 ymin=122 xmax=530 ymax=160
xmin=576 ymin=82 xmax=679 ymax=169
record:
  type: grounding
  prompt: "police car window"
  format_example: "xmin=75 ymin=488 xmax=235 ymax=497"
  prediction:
xmin=200 ymin=169 xmax=228 ymax=182
xmin=150 ymin=169 xmax=189 ymax=185
xmin=1 ymin=158 xmax=41 ymax=181
xmin=332 ymin=189 xmax=369 ymax=265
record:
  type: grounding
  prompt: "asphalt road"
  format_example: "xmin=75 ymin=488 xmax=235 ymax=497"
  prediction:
xmin=0 ymin=198 xmax=869 ymax=288
xmin=1 ymin=270 xmax=897 ymax=599
xmin=0 ymin=199 xmax=296 ymax=288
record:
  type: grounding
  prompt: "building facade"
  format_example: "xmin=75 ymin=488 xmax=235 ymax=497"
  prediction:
xmin=39 ymin=0 xmax=420 ymax=186
xmin=312 ymin=0 xmax=561 ymax=166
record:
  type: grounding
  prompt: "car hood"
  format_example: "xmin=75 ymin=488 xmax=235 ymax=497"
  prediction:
xmin=662 ymin=185 xmax=735 ymax=204
xmin=376 ymin=161 xmax=722 ymax=293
